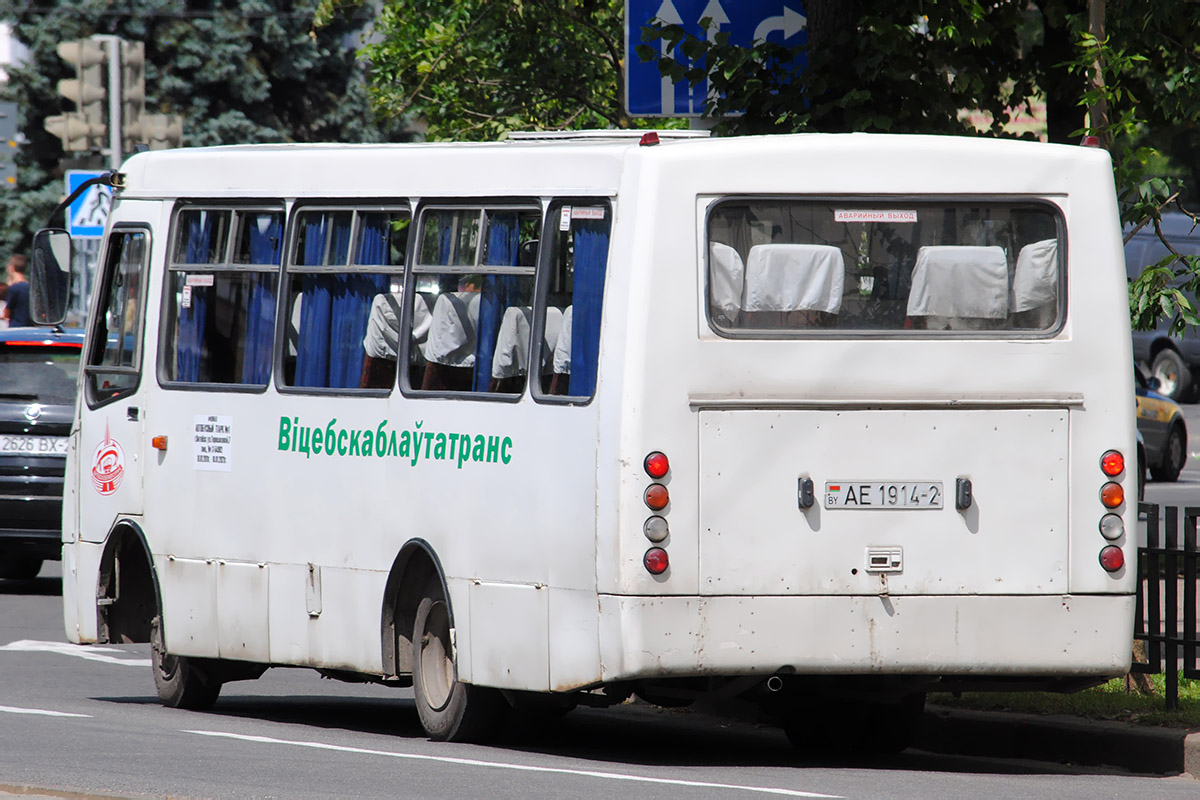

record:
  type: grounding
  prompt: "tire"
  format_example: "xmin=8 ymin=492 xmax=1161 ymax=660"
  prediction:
xmin=0 ymin=557 xmax=43 ymax=580
xmin=151 ymin=617 xmax=221 ymax=710
xmin=1151 ymin=423 xmax=1188 ymax=482
xmin=1152 ymin=349 xmax=1194 ymax=402
xmin=412 ymin=593 xmax=507 ymax=742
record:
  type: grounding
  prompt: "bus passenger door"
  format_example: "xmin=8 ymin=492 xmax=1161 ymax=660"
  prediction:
xmin=78 ymin=227 xmax=150 ymax=543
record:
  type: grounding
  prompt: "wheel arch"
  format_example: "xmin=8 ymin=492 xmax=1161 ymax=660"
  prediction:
xmin=96 ymin=519 xmax=161 ymax=645
xmin=380 ymin=538 xmax=451 ymax=678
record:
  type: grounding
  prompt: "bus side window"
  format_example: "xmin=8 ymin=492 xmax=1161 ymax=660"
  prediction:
xmin=162 ymin=207 xmax=282 ymax=386
xmin=536 ymin=201 xmax=611 ymax=400
xmin=283 ymin=207 xmax=409 ymax=391
xmin=409 ymin=206 xmax=538 ymax=396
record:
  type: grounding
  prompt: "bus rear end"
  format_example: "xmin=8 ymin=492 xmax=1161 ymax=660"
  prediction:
xmin=596 ymin=135 xmax=1135 ymax=738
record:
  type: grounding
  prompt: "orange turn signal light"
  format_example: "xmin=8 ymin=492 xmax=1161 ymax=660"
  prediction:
xmin=151 ymin=435 xmax=168 ymax=451
xmin=644 ymin=484 xmax=669 ymax=510
xmin=1100 ymin=481 xmax=1124 ymax=508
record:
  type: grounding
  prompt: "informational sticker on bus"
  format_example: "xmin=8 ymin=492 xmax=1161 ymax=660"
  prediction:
xmin=834 ymin=209 xmax=918 ymax=223
xmin=825 ymin=481 xmax=943 ymax=509
xmin=194 ymin=414 xmax=232 ymax=471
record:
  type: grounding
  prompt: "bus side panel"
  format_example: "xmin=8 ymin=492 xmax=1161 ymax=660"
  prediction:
xmin=548 ymin=587 xmax=603 ymax=691
xmin=155 ymin=555 xmax=219 ymax=659
xmin=267 ymin=563 xmax=387 ymax=672
xmin=61 ymin=539 xmax=103 ymax=643
xmin=469 ymin=581 xmax=548 ymax=690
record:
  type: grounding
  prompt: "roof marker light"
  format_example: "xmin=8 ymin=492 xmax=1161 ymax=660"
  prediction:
xmin=639 ymin=131 xmax=660 ymax=146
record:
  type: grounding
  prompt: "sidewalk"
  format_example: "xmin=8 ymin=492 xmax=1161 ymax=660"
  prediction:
xmin=919 ymin=704 xmax=1200 ymax=777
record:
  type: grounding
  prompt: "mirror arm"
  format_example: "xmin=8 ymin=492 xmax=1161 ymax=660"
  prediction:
xmin=45 ymin=170 xmax=124 ymax=229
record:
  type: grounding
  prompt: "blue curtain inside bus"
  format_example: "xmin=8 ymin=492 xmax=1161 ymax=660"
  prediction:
xmin=175 ymin=213 xmax=211 ymax=382
xmin=473 ymin=214 xmax=521 ymax=391
xmin=569 ymin=220 xmax=610 ymax=397
xmin=295 ymin=215 xmax=388 ymax=388
xmin=241 ymin=214 xmax=282 ymax=384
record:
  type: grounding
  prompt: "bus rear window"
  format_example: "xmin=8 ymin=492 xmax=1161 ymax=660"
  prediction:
xmin=707 ymin=200 xmax=1062 ymax=335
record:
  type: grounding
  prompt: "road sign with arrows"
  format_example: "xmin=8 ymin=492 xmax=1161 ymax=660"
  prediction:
xmin=625 ymin=0 xmax=807 ymax=117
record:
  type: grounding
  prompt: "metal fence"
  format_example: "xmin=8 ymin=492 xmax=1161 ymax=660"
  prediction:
xmin=1132 ymin=503 xmax=1200 ymax=708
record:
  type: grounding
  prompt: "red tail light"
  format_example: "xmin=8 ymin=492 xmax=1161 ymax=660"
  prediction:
xmin=1099 ymin=545 xmax=1124 ymax=572
xmin=644 ymin=451 xmax=670 ymax=479
xmin=644 ymin=547 xmax=669 ymax=574
xmin=1100 ymin=450 xmax=1124 ymax=477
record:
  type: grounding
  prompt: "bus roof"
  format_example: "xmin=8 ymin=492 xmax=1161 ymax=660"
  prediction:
xmin=113 ymin=132 xmax=1110 ymax=201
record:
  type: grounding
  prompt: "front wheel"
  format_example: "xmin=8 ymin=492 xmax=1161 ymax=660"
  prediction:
xmin=1151 ymin=424 xmax=1188 ymax=483
xmin=1152 ymin=349 xmax=1194 ymax=402
xmin=151 ymin=616 xmax=221 ymax=710
xmin=411 ymin=593 xmax=507 ymax=742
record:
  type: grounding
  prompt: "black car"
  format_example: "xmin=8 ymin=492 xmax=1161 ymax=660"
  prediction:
xmin=1126 ymin=211 xmax=1200 ymax=401
xmin=0 ymin=327 xmax=83 ymax=579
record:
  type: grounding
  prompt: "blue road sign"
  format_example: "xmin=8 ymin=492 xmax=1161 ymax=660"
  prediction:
xmin=625 ymin=0 xmax=807 ymax=117
xmin=65 ymin=170 xmax=112 ymax=238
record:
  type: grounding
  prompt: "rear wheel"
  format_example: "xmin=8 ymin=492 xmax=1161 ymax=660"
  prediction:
xmin=411 ymin=592 xmax=507 ymax=742
xmin=1151 ymin=424 xmax=1188 ymax=482
xmin=1152 ymin=349 xmax=1193 ymax=402
xmin=0 ymin=557 xmax=43 ymax=580
xmin=151 ymin=616 xmax=221 ymax=710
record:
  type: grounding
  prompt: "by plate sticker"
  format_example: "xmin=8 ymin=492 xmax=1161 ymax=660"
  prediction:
xmin=91 ymin=421 xmax=125 ymax=496
xmin=194 ymin=414 xmax=232 ymax=472
xmin=834 ymin=209 xmax=918 ymax=223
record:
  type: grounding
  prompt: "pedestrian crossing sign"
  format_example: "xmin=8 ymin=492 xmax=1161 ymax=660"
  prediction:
xmin=65 ymin=170 xmax=112 ymax=238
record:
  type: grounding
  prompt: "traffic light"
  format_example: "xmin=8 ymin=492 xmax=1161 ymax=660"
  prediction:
xmin=119 ymin=40 xmax=145 ymax=154
xmin=44 ymin=39 xmax=107 ymax=152
xmin=0 ymin=102 xmax=18 ymax=188
xmin=142 ymin=113 xmax=184 ymax=150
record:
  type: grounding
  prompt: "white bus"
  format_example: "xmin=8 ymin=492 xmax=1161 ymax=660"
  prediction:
xmin=33 ymin=131 xmax=1137 ymax=751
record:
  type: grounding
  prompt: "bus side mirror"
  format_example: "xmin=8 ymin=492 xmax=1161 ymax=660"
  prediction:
xmin=31 ymin=228 xmax=72 ymax=326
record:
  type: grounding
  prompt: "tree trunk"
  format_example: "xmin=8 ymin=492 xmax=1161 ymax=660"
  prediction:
xmin=806 ymin=0 xmax=860 ymax=132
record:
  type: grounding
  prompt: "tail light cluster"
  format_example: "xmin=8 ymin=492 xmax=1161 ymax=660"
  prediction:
xmin=642 ymin=451 xmax=670 ymax=575
xmin=1097 ymin=449 xmax=1126 ymax=573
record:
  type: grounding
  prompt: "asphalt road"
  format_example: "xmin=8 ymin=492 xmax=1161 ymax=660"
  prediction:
xmin=2 ymin=567 xmax=1199 ymax=799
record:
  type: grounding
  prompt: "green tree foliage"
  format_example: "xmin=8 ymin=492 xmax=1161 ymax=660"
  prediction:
xmin=316 ymin=0 xmax=670 ymax=141
xmin=0 ymin=0 xmax=403 ymax=254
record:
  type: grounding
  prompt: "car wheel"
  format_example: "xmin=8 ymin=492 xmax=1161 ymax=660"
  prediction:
xmin=0 ymin=557 xmax=43 ymax=580
xmin=1152 ymin=349 xmax=1194 ymax=402
xmin=1151 ymin=423 xmax=1188 ymax=482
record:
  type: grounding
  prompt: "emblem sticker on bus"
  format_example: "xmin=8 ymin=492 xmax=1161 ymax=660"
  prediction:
xmin=91 ymin=422 xmax=125 ymax=496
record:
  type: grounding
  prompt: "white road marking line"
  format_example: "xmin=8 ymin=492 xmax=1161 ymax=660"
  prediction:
xmin=185 ymin=729 xmax=841 ymax=798
xmin=0 ymin=704 xmax=90 ymax=718
xmin=0 ymin=639 xmax=151 ymax=667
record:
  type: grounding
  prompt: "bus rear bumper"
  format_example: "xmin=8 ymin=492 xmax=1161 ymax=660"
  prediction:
xmin=597 ymin=593 xmax=1135 ymax=681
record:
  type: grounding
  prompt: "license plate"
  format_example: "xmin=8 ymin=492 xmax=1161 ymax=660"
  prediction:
xmin=0 ymin=435 xmax=68 ymax=456
xmin=825 ymin=481 xmax=943 ymax=509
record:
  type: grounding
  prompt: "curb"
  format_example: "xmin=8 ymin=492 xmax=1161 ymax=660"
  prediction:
xmin=919 ymin=705 xmax=1200 ymax=777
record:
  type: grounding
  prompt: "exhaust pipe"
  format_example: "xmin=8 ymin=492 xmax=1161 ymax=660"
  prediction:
xmin=765 ymin=675 xmax=784 ymax=693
